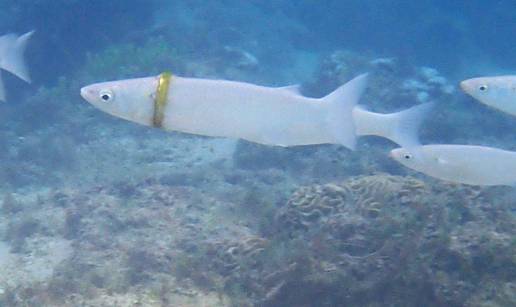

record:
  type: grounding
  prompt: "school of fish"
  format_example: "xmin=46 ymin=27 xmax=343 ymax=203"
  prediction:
xmin=3 ymin=29 xmax=516 ymax=186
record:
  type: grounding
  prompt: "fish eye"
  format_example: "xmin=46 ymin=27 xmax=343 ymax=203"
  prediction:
xmin=478 ymin=85 xmax=488 ymax=91
xmin=403 ymin=153 xmax=412 ymax=160
xmin=99 ymin=90 xmax=114 ymax=102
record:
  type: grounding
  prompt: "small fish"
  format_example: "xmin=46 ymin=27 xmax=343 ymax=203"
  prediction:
xmin=460 ymin=75 xmax=516 ymax=116
xmin=0 ymin=31 xmax=34 ymax=101
xmin=81 ymin=73 xmax=430 ymax=149
xmin=390 ymin=144 xmax=516 ymax=186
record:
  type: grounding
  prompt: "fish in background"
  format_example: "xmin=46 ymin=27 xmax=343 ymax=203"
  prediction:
xmin=0 ymin=31 xmax=34 ymax=101
xmin=80 ymin=73 xmax=432 ymax=149
xmin=390 ymin=144 xmax=516 ymax=186
xmin=461 ymin=76 xmax=516 ymax=117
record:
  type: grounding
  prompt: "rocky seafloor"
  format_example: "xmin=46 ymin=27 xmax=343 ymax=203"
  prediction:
xmin=0 ymin=42 xmax=515 ymax=306
xmin=1 ymin=171 xmax=515 ymax=306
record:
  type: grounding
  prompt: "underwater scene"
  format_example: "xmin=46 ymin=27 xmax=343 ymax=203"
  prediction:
xmin=0 ymin=0 xmax=515 ymax=306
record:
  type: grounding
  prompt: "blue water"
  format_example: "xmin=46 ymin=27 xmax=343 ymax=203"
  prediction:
xmin=0 ymin=1 xmax=515 ymax=306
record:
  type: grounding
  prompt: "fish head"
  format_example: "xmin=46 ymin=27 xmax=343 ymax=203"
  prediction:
xmin=391 ymin=145 xmax=459 ymax=180
xmin=390 ymin=147 xmax=417 ymax=166
xmin=390 ymin=147 xmax=431 ymax=173
xmin=460 ymin=76 xmax=516 ymax=115
xmin=80 ymin=76 xmax=158 ymax=126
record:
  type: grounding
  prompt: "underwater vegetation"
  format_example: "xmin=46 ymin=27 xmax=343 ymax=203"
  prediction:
xmin=0 ymin=173 xmax=514 ymax=306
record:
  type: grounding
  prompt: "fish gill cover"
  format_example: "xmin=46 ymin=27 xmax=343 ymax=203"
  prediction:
xmin=0 ymin=0 xmax=514 ymax=306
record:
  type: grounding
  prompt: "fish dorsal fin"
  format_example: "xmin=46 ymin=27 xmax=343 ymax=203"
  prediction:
xmin=277 ymin=84 xmax=301 ymax=95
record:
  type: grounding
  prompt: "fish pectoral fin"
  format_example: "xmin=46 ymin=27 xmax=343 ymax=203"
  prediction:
xmin=276 ymin=84 xmax=301 ymax=95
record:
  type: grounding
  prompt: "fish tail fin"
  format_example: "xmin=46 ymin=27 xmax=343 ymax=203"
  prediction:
xmin=0 ymin=71 xmax=5 ymax=102
xmin=0 ymin=31 xmax=34 ymax=83
xmin=324 ymin=73 xmax=368 ymax=150
xmin=388 ymin=102 xmax=435 ymax=148
xmin=354 ymin=102 xmax=434 ymax=148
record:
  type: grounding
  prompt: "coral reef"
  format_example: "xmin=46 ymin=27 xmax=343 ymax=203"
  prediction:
xmin=252 ymin=175 xmax=514 ymax=306
xmin=277 ymin=174 xmax=427 ymax=231
xmin=0 ymin=169 xmax=514 ymax=306
xmin=305 ymin=49 xmax=457 ymax=112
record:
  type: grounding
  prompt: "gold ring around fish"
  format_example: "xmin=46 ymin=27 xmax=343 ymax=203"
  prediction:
xmin=153 ymin=71 xmax=172 ymax=128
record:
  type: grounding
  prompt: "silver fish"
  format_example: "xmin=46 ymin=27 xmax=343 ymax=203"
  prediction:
xmin=391 ymin=144 xmax=516 ymax=186
xmin=461 ymin=75 xmax=516 ymax=116
xmin=81 ymin=73 xmax=430 ymax=149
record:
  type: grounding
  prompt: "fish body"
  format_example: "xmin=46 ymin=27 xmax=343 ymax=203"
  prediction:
xmin=0 ymin=31 xmax=34 ymax=101
xmin=460 ymin=75 xmax=516 ymax=116
xmin=81 ymin=74 xmax=366 ymax=149
xmin=81 ymin=73 xmax=429 ymax=149
xmin=163 ymin=76 xmax=363 ymax=147
xmin=391 ymin=144 xmax=516 ymax=186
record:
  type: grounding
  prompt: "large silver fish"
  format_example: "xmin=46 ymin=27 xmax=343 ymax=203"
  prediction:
xmin=0 ymin=31 xmax=34 ymax=101
xmin=80 ymin=73 xmax=431 ymax=149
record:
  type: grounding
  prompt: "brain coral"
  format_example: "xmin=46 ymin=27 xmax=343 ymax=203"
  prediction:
xmin=277 ymin=174 xmax=428 ymax=231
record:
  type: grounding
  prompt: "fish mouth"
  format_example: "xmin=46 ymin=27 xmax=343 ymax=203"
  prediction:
xmin=80 ymin=87 xmax=86 ymax=98
xmin=388 ymin=150 xmax=396 ymax=159
xmin=459 ymin=81 xmax=468 ymax=92
xmin=459 ymin=80 xmax=475 ymax=94
xmin=80 ymin=86 xmax=92 ymax=102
